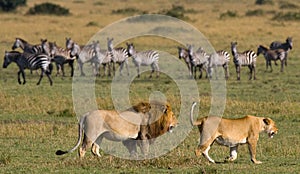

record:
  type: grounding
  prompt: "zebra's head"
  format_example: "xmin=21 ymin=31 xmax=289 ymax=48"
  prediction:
xmin=256 ymin=45 xmax=266 ymax=56
xmin=107 ymin=37 xmax=114 ymax=51
xmin=177 ymin=47 xmax=185 ymax=59
xmin=231 ymin=42 xmax=238 ymax=53
xmin=12 ymin=38 xmax=22 ymax=50
xmin=3 ymin=51 xmax=12 ymax=68
xmin=41 ymin=39 xmax=50 ymax=56
xmin=126 ymin=42 xmax=135 ymax=57
xmin=49 ymin=42 xmax=58 ymax=57
xmin=65 ymin=37 xmax=74 ymax=50
xmin=286 ymin=37 xmax=293 ymax=50
xmin=70 ymin=43 xmax=80 ymax=57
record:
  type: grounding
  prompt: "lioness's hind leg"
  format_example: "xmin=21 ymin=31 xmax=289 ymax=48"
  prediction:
xmin=225 ymin=146 xmax=238 ymax=162
xmin=79 ymin=134 xmax=93 ymax=158
xmin=91 ymin=143 xmax=101 ymax=157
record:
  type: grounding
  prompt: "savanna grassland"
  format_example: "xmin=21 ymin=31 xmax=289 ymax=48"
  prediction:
xmin=0 ymin=0 xmax=300 ymax=173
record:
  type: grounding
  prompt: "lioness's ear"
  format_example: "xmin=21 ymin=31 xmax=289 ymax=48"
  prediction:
xmin=263 ymin=118 xmax=271 ymax=125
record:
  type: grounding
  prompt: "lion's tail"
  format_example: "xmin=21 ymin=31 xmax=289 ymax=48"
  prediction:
xmin=56 ymin=112 xmax=88 ymax=156
xmin=190 ymin=102 xmax=205 ymax=126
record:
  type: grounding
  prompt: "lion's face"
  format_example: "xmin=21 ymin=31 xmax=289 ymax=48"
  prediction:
xmin=164 ymin=104 xmax=178 ymax=133
xmin=263 ymin=118 xmax=278 ymax=138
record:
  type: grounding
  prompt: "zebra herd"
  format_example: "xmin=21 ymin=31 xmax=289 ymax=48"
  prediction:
xmin=178 ymin=37 xmax=292 ymax=80
xmin=2 ymin=36 xmax=292 ymax=85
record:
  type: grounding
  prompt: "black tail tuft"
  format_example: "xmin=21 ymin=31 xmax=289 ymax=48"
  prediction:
xmin=56 ymin=150 xmax=67 ymax=155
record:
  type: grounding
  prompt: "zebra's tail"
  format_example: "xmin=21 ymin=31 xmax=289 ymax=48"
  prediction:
xmin=56 ymin=112 xmax=88 ymax=156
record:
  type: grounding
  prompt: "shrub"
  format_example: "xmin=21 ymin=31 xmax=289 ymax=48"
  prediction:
xmin=160 ymin=5 xmax=191 ymax=20
xmin=220 ymin=10 xmax=238 ymax=19
xmin=255 ymin=0 xmax=274 ymax=5
xmin=112 ymin=7 xmax=143 ymax=15
xmin=245 ymin=9 xmax=264 ymax=16
xmin=27 ymin=2 xmax=70 ymax=16
xmin=0 ymin=0 xmax=26 ymax=12
xmin=279 ymin=2 xmax=298 ymax=9
xmin=272 ymin=12 xmax=300 ymax=21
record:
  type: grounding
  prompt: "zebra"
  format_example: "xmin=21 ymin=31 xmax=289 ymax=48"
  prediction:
xmin=177 ymin=46 xmax=192 ymax=78
xmin=66 ymin=38 xmax=100 ymax=76
xmin=126 ymin=42 xmax=159 ymax=78
xmin=270 ymin=37 xmax=292 ymax=66
xmin=49 ymin=42 xmax=76 ymax=77
xmin=107 ymin=37 xmax=129 ymax=76
xmin=2 ymin=51 xmax=53 ymax=85
xmin=231 ymin=42 xmax=257 ymax=80
xmin=97 ymin=49 xmax=113 ymax=77
xmin=257 ymin=45 xmax=286 ymax=72
xmin=12 ymin=38 xmax=50 ymax=55
xmin=208 ymin=50 xmax=230 ymax=79
xmin=187 ymin=45 xmax=209 ymax=79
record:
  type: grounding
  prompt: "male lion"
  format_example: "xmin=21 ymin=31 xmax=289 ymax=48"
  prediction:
xmin=56 ymin=101 xmax=177 ymax=158
xmin=190 ymin=102 xmax=278 ymax=164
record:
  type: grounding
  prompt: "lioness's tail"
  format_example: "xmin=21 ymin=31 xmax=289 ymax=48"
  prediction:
xmin=56 ymin=112 xmax=88 ymax=156
xmin=190 ymin=102 xmax=205 ymax=126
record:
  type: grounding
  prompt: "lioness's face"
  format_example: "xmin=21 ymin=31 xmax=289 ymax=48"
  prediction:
xmin=263 ymin=118 xmax=278 ymax=138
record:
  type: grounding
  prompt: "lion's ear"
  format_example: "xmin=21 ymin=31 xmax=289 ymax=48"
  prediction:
xmin=263 ymin=118 xmax=271 ymax=125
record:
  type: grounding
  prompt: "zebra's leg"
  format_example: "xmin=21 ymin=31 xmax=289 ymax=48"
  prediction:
xmin=253 ymin=65 xmax=256 ymax=80
xmin=125 ymin=61 xmax=130 ymax=76
xmin=269 ymin=61 xmax=273 ymax=72
xmin=17 ymin=71 xmax=22 ymax=84
xmin=199 ymin=67 xmax=203 ymax=79
xmin=150 ymin=63 xmax=155 ymax=78
xmin=61 ymin=64 xmax=65 ymax=77
xmin=137 ymin=65 xmax=141 ymax=78
xmin=37 ymin=70 xmax=45 ymax=85
xmin=69 ymin=60 xmax=74 ymax=77
xmin=46 ymin=72 xmax=53 ymax=86
xmin=236 ymin=65 xmax=240 ymax=81
xmin=55 ymin=63 xmax=60 ymax=76
xmin=119 ymin=62 xmax=124 ymax=76
xmin=154 ymin=63 xmax=160 ymax=78
xmin=78 ymin=60 xmax=85 ymax=76
xmin=224 ymin=65 xmax=229 ymax=80
xmin=280 ymin=60 xmax=284 ymax=72
xmin=248 ymin=65 xmax=253 ymax=80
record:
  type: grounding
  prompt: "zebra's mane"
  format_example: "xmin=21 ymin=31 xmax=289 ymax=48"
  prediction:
xmin=16 ymin=38 xmax=28 ymax=44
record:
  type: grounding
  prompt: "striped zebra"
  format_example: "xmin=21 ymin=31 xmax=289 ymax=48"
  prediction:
xmin=208 ymin=50 xmax=230 ymax=79
xmin=177 ymin=46 xmax=192 ymax=78
xmin=66 ymin=38 xmax=100 ymax=76
xmin=2 ymin=51 xmax=53 ymax=85
xmin=126 ymin=42 xmax=159 ymax=78
xmin=12 ymin=38 xmax=50 ymax=55
xmin=257 ymin=45 xmax=286 ymax=72
xmin=187 ymin=45 xmax=209 ymax=79
xmin=107 ymin=38 xmax=129 ymax=76
xmin=270 ymin=37 xmax=292 ymax=66
xmin=49 ymin=42 xmax=76 ymax=77
xmin=98 ymin=49 xmax=113 ymax=77
xmin=231 ymin=42 xmax=257 ymax=80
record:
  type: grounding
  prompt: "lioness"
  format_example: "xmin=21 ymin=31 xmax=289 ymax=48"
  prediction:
xmin=56 ymin=101 xmax=177 ymax=158
xmin=190 ymin=102 xmax=278 ymax=164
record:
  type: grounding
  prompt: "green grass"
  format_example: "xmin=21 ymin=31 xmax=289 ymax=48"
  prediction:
xmin=1 ymin=0 xmax=300 ymax=173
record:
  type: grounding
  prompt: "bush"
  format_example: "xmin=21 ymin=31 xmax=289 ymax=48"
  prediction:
xmin=220 ymin=10 xmax=238 ymax=19
xmin=0 ymin=0 xmax=26 ymax=12
xmin=160 ymin=5 xmax=191 ymax=20
xmin=279 ymin=2 xmax=298 ymax=9
xmin=272 ymin=12 xmax=300 ymax=21
xmin=27 ymin=2 xmax=70 ymax=16
xmin=245 ymin=9 xmax=264 ymax=16
xmin=112 ymin=7 xmax=144 ymax=15
xmin=255 ymin=0 xmax=274 ymax=5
